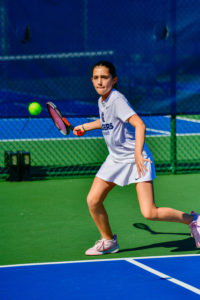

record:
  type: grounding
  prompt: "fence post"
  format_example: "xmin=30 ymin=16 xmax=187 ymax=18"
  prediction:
xmin=170 ymin=0 xmax=177 ymax=174
xmin=170 ymin=115 xmax=177 ymax=174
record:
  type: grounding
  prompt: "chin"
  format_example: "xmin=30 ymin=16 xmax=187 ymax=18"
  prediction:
xmin=97 ymin=91 xmax=105 ymax=96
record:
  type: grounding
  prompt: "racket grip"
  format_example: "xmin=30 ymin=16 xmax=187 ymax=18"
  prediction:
xmin=70 ymin=126 xmax=84 ymax=136
xmin=77 ymin=130 xmax=84 ymax=136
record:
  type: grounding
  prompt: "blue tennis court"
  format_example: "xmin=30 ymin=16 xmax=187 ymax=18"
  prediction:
xmin=0 ymin=255 xmax=200 ymax=299
xmin=1 ymin=116 xmax=200 ymax=141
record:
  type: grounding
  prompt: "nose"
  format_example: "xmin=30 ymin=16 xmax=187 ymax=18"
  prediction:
xmin=97 ymin=77 xmax=102 ymax=85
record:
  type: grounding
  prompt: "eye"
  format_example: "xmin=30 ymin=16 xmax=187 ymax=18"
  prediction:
xmin=103 ymin=75 xmax=111 ymax=79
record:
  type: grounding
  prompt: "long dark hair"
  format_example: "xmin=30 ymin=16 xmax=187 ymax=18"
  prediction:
xmin=92 ymin=61 xmax=117 ymax=89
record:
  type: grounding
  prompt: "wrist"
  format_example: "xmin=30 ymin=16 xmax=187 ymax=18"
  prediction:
xmin=135 ymin=150 xmax=141 ymax=155
xmin=82 ymin=124 xmax=86 ymax=132
xmin=134 ymin=151 xmax=142 ymax=158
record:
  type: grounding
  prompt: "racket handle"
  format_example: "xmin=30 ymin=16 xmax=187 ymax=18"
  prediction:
xmin=77 ymin=130 xmax=84 ymax=136
xmin=70 ymin=126 xmax=84 ymax=136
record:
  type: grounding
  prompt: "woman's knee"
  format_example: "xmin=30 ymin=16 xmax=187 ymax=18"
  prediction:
xmin=86 ymin=177 xmax=115 ymax=210
xmin=141 ymin=207 xmax=158 ymax=220
xmin=87 ymin=193 xmax=101 ymax=210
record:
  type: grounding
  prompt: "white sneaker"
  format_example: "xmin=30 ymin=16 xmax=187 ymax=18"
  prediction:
xmin=189 ymin=211 xmax=200 ymax=248
xmin=85 ymin=234 xmax=119 ymax=256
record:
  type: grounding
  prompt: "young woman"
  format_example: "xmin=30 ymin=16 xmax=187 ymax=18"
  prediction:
xmin=73 ymin=61 xmax=200 ymax=255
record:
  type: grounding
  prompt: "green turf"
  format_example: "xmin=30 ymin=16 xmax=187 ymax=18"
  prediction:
xmin=0 ymin=173 xmax=200 ymax=266
xmin=1 ymin=134 xmax=199 ymax=175
xmin=0 ymin=138 xmax=108 ymax=167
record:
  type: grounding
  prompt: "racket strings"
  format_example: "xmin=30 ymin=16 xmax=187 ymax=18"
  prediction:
xmin=49 ymin=107 xmax=67 ymax=135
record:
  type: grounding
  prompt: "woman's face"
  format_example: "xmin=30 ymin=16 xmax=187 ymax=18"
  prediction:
xmin=92 ymin=66 xmax=117 ymax=101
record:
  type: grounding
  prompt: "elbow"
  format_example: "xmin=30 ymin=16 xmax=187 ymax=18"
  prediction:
xmin=140 ymin=120 xmax=146 ymax=132
xmin=134 ymin=121 xmax=146 ymax=133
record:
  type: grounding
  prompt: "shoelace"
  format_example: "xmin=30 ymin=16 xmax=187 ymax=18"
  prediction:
xmin=95 ymin=239 xmax=105 ymax=251
xmin=95 ymin=239 xmax=114 ymax=251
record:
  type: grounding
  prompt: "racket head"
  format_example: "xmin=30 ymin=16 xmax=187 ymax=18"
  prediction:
xmin=46 ymin=102 xmax=70 ymax=135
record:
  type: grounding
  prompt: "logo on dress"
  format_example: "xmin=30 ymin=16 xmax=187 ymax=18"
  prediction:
xmin=101 ymin=112 xmax=113 ymax=133
xmin=102 ymin=123 xmax=114 ymax=130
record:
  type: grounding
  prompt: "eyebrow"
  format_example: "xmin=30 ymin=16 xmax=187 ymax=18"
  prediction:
xmin=93 ymin=75 xmax=110 ymax=78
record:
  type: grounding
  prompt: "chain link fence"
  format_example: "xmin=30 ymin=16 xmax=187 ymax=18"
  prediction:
xmin=0 ymin=0 xmax=200 ymax=180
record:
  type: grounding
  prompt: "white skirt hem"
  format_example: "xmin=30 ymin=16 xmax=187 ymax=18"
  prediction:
xmin=96 ymin=155 xmax=156 ymax=187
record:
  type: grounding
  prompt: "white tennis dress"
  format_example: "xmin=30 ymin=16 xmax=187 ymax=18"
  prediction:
xmin=96 ymin=89 xmax=156 ymax=186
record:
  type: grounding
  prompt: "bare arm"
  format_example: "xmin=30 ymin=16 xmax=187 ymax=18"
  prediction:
xmin=128 ymin=114 xmax=152 ymax=177
xmin=73 ymin=119 xmax=101 ymax=136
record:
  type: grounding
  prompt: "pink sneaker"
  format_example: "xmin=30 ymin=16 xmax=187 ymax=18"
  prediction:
xmin=189 ymin=211 xmax=200 ymax=248
xmin=85 ymin=234 xmax=119 ymax=256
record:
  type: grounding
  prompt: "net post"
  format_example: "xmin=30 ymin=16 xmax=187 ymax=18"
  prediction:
xmin=170 ymin=115 xmax=177 ymax=174
xmin=170 ymin=0 xmax=177 ymax=174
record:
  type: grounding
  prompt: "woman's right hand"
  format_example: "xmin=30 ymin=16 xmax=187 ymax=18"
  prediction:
xmin=135 ymin=152 xmax=152 ymax=178
xmin=73 ymin=125 xmax=86 ymax=136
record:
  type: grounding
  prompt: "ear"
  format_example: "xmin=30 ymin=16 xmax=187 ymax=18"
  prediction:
xmin=113 ymin=76 xmax=118 ymax=86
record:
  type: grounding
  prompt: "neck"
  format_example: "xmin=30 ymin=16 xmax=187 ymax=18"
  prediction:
xmin=101 ymin=89 xmax=113 ymax=102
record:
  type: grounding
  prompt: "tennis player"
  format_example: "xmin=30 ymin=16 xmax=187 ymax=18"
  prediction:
xmin=73 ymin=61 xmax=200 ymax=255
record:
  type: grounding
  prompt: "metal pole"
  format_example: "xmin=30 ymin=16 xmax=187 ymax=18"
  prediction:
xmin=170 ymin=0 xmax=177 ymax=174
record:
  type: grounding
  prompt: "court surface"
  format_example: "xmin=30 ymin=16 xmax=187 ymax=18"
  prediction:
xmin=0 ymin=173 xmax=200 ymax=299
xmin=1 ymin=113 xmax=200 ymax=299
xmin=0 ymin=115 xmax=200 ymax=140
xmin=0 ymin=254 xmax=200 ymax=299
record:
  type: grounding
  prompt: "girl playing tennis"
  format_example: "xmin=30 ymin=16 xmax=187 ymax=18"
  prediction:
xmin=73 ymin=61 xmax=200 ymax=255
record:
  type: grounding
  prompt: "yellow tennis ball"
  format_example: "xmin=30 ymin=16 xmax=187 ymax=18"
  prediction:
xmin=28 ymin=102 xmax=42 ymax=115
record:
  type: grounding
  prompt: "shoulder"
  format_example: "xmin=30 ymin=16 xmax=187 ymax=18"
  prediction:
xmin=111 ymin=90 xmax=132 ymax=108
xmin=112 ymin=90 xmax=136 ymax=121
xmin=111 ymin=90 xmax=129 ymax=104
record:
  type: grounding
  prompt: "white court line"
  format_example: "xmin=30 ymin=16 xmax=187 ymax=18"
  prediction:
xmin=0 ymin=134 xmax=169 ymax=141
xmin=146 ymin=127 xmax=170 ymax=135
xmin=1 ymin=253 xmax=200 ymax=268
xmin=162 ymin=115 xmax=200 ymax=123
xmin=172 ymin=115 xmax=200 ymax=136
xmin=177 ymin=133 xmax=200 ymax=136
xmin=1 ymin=116 xmax=199 ymax=141
xmin=1 ymin=132 xmax=200 ymax=141
xmin=126 ymin=258 xmax=200 ymax=296
xmin=0 ymin=129 xmax=170 ymax=142
xmin=0 ymin=136 xmax=104 ymax=142
xmin=176 ymin=116 xmax=200 ymax=124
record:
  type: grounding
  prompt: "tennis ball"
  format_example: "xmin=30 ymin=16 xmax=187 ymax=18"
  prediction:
xmin=28 ymin=102 xmax=42 ymax=115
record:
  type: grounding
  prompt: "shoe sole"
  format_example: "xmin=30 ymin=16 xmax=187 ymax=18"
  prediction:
xmin=85 ymin=246 xmax=120 ymax=256
xmin=102 ymin=246 xmax=119 ymax=254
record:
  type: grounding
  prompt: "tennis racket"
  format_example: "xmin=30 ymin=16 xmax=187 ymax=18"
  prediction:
xmin=46 ymin=101 xmax=84 ymax=136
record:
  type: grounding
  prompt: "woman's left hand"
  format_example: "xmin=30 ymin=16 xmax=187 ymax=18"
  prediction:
xmin=135 ymin=152 xmax=152 ymax=178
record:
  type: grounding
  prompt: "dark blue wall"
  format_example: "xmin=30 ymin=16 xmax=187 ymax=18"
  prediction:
xmin=1 ymin=0 xmax=200 ymax=116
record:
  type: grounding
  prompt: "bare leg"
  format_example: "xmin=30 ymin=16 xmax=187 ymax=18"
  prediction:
xmin=136 ymin=181 xmax=193 ymax=225
xmin=87 ymin=176 xmax=116 ymax=240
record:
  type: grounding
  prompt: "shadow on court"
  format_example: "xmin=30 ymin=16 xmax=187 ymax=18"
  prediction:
xmin=133 ymin=223 xmax=191 ymax=236
xmin=119 ymin=237 xmax=199 ymax=253
xmin=118 ymin=223 xmax=200 ymax=254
